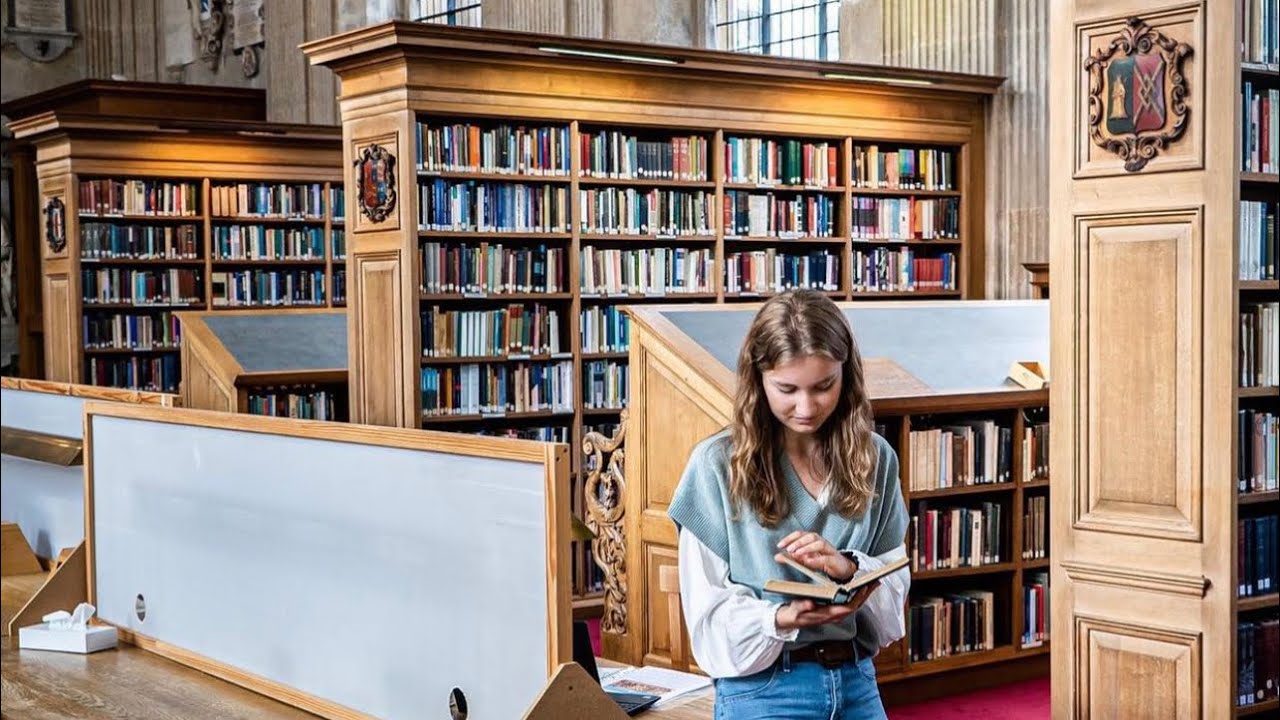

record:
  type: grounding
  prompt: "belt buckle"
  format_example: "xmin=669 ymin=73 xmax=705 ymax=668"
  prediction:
xmin=815 ymin=643 xmax=850 ymax=669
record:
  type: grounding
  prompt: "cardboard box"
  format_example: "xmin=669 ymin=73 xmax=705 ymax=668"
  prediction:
xmin=18 ymin=622 xmax=117 ymax=654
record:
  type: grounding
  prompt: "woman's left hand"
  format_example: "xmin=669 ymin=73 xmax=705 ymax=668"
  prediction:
xmin=776 ymin=531 xmax=857 ymax=582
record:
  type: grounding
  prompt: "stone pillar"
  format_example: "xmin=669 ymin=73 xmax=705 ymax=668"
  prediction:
xmin=839 ymin=0 xmax=883 ymax=65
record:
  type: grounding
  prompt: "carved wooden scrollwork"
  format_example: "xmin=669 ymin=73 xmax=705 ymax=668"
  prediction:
xmin=583 ymin=411 xmax=627 ymax=634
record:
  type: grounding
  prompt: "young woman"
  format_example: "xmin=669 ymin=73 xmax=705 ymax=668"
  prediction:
xmin=668 ymin=289 xmax=909 ymax=720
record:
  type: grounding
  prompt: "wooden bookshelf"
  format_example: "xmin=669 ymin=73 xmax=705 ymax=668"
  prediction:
xmin=1049 ymin=3 xmax=1278 ymax=714
xmin=611 ymin=300 xmax=1049 ymax=697
xmin=1235 ymin=16 xmax=1280 ymax=714
xmin=5 ymin=112 xmax=343 ymax=394
xmin=307 ymin=24 xmax=999 ymax=612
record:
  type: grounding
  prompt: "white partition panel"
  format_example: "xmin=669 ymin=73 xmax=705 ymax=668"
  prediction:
xmin=1 ymin=387 xmax=90 ymax=438
xmin=87 ymin=406 xmax=567 ymax=720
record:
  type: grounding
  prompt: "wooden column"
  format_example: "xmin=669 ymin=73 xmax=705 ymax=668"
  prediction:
xmin=340 ymin=101 xmax=419 ymax=428
xmin=1049 ymin=2 xmax=1232 ymax=717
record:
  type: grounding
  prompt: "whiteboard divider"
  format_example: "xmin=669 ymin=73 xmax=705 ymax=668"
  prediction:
xmin=83 ymin=401 xmax=572 ymax=719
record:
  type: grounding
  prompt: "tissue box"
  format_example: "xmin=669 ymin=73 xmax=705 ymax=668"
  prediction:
xmin=18 ymin=622 xmax=117 ymax=654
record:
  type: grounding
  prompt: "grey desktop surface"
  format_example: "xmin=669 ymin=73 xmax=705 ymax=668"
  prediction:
xmin=204 ymin=313 xmax=347 ymax=373
xmin=662 ymin=302 xmax=1049 ymax=394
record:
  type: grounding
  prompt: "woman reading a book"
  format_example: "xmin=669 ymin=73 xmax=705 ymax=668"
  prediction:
xmin=668 ymin=289 xmax=910 ymax=719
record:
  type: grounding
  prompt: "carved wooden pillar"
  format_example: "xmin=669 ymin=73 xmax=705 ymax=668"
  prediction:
xmin=582 ymin=411 xmax=628 ymax=635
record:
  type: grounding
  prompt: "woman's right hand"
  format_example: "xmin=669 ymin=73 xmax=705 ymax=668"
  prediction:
xmin=773 ymin=582 xmax=879 ymax=632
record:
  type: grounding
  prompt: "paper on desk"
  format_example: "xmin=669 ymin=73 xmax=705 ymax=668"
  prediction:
xmin=601 ymin=665 xmax=712 ymax=707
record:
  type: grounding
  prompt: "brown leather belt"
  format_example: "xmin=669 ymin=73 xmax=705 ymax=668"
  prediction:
xmin=785 ymin=640 xmax=858 ymax=669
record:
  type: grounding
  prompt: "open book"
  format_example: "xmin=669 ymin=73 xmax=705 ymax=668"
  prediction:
xmin=764 ymin=554 xmax=910 ymax=604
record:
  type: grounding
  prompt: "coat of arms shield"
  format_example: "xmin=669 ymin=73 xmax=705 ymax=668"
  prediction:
xmin=1085 ymin=17 xmax=1192 ymax=172
xmin=353 ymin=144 xmax=397 ymax=223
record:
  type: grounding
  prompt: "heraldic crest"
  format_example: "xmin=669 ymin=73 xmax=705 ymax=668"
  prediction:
xmin=1084 ymin=16 xmax=1192 ymax=172
xmin=354 ymin=144 xmax=397 ymax=223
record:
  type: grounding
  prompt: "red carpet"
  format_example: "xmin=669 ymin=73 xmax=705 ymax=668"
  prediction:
xmin=889 ymin=677 xmax=1050 ymax=719
xmin=588 ymin=619 xmax=1050 ymax=718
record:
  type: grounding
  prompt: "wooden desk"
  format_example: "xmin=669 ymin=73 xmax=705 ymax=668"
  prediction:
xmin=1 ymin=575 xmax=312 ymax=719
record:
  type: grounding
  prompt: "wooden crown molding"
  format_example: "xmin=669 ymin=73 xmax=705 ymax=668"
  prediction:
xmin=302 ymin=21 xmax=1004 ymax=97
xmin=7 ymin=111 xmax=341 ymax=144
xmin=0 ymin=80 xmax=265 ymax=122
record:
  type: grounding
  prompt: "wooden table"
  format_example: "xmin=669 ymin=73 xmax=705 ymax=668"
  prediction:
xmin=599 ymin=659 xmax=714 ymax=719
xmin=2 ymin=573 xmax=713 ymax=719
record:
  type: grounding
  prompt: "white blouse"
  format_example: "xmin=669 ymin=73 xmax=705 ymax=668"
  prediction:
xmin=676 ymin=498 xmax=910 ymax=678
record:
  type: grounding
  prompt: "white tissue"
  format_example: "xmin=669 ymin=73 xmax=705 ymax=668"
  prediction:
xmin=42 ymin=602 xmax=96 ymax=630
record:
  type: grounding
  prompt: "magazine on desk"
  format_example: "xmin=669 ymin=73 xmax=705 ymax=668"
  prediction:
xmin=600 ymin=665 xmax=712 ymax=707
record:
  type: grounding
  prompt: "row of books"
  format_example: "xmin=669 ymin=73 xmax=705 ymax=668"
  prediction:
xmin=908 ymin=590 xmax=995 ymax=663
xmin=80 ymin=179 xmax=199 ymax=217
xmin=247 ymin=387 xmax=345 ymax=422
xmin=1240 ymin=301 xmax=1278 ymax=387
xmin=723 ymin=137 xmax=840 ymax=187
xmin=420 ymin=362 xmax=575 ymax=417
xmin=723 ymin=191 xmax=836 ymax=238
xmin=1242 ymin=82 xmax=1278 ymax=175
xmin=1239 ymin=200 xmax=1276 ymax=281
xmin=1238 ymin=514 xmax=1277 ymax=598
xmin=1022 ymin=572 xmax=1049 ymax=648
xmin=418 ymin=180 xmax=569 ymax=233
xmin=583 ymin=360 xmax=627 ymax=410
xmin=851 ymin=249 xmax=958 ymax=293
xmin=582 ymin=132 xmax=709 ymax=181
xmin=909 ymin=502 xmax=1004 ymax=571
xmin=212 ymin=225 xmax=327 ymax=261
xmin=580 ymin=305 xmax=629 ymax=354
xmin=1238 ymin=619 xmax=1279 ymax=708
xmin=1024 ymin=412 xmax=1050 ymax=482
xmin=416 ymin=122 xmax=571 ymax=175
xmin=332 ymin=230 xmax=345 ymax=260
xmin=1239 ymin=410 xmax=1278 ymax=494
xmin=581 ymin=188 xmax=715 ymax=236
xmin=1023 ymin=495 xmax=1048 ymax=560
xmin=851 ymin=197 xmax=960 ymax=241
xmin=907 ymin=420 xmax=1013 ymax=492
xmin=210 ymin=269 xmax=327 ymax=307
xmin=420 ymin=242 xmax=568 ymax=295
xmin=83 ymin=312 xmax=182 ymax=351
xmin=579 ymin=246 xmax=714 ymax=296
xmin=724 ymin=250 xmax=840 ymax=294
xmin=479 ymin=426 xmax=571 ymax=443
xmin=421 ymin=304 xmax=565 ymax=358
xmin=332 ymin=269 xmax=345 ymax=305
xmin=853 ymin=146 xmax=956 ymax=191
xmin=211 ymin=182 xmax=326 ymax=219
xmin=86 ymin=355 xmax=178 ymax=393
xmin=1241 ymin=0 xmax=1278 ymax=64
xmin=80 ymin=223 xmax=200 ymax=259
xmin=81 ymin=268 xmax=202 ymax=306
xmin=330 ymin=187 xmax=344 ymax=221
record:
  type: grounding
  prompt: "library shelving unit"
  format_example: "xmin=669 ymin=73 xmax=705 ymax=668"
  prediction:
xmin=1049 ymin=2 xmax=1277 ymax=716
xmin=0 ymin=80 xmax=269 ymax=380
xmin=1235 ymin=29 xmax=1279 ymax=718
xmin=177 ymin=309 xmax=349 ymax=422
xmin=618 ymin=300 xmax=1050 ymax=700
xmin=305 ymin=23 xmax=1000 ymax=614
xmin=6 ymin=110 xmax=343 ymax=394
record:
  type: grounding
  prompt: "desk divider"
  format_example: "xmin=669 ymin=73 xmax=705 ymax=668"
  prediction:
xmin=84 ymin=402 xmax=571 ymax=720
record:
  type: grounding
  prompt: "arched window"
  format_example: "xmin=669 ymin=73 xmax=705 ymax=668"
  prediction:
xmin=716 ymin=0 xmax=839 ymax=61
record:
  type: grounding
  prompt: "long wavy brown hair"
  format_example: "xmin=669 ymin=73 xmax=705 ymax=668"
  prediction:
xmin=729 ymin=290 xmax=877 ymax=527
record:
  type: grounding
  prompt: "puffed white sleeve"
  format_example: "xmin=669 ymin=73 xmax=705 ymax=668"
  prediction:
xmin=845 ymin=544 xmax=910 ymax=646
xmin=677 ymin=528 xmax=798 ymax=678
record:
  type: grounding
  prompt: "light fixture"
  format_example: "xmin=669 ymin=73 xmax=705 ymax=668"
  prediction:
xmin=821 ymin=72 xmax=935 ymax=87
xmin=538 ymin=46 xmax=681 ymax=65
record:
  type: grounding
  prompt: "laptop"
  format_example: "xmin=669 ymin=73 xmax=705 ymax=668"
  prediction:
xmin=572 ymin=620 xmax=660 ymax=716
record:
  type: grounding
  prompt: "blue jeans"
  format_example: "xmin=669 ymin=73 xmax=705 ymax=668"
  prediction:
xmin=713 ymin=654 xmax=887 ymax=720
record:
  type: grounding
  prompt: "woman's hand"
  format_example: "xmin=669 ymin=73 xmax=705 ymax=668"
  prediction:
xmin=776 ymin=531 xmax=857 ymax=581
xmin=774 ymin=583 xmax=880 ymax=632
